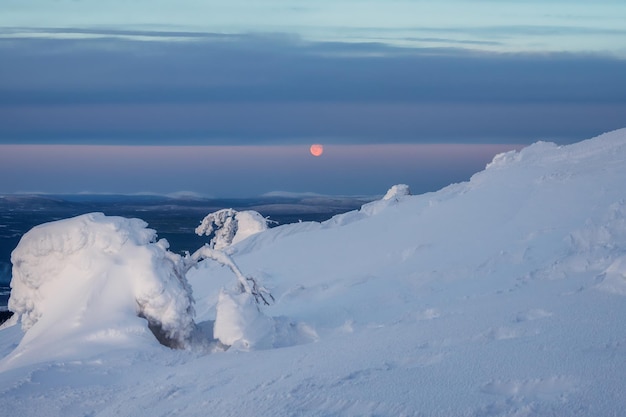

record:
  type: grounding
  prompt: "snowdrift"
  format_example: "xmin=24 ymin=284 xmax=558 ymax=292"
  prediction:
xmin=1 ymin=129 xmax=626 ymax=416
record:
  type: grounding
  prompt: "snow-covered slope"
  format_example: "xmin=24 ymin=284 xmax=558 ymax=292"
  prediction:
xmin=1 ymin=129 xmax=626 ymax=416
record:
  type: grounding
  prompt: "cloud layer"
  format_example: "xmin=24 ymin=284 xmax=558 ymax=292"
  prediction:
xmin=1 ymin=35 xmax=625 ymax=145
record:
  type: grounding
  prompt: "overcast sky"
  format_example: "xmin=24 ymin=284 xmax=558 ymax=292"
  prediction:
xmin=1 ymin=1 xmax=625 ymax=196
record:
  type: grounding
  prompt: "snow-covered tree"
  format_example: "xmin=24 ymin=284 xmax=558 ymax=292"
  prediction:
xmin=195 ymin=208 xmax=271 ymax=250
xmin=191 ymin=209 xmax=276 ymax=348
xmin=9 ymin=213 xmax=195 ymax=349
xmin=9 ymin=213 xmax=273 ymax=351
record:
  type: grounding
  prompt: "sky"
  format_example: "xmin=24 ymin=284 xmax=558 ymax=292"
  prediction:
xmin=1 ymin=0 xmax=625 ymax=196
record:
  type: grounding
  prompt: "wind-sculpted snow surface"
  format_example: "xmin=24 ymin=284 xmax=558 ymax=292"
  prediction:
xmin=2 ymin=129 xmax=626 ymax=416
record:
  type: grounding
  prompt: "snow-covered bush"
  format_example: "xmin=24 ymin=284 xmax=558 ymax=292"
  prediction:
xmin=9 ymin=213 xmax=195 ymax=349
xmin=195 ymin=209 xmax=270 ymax=250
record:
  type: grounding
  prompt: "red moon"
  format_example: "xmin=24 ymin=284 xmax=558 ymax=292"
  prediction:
xmin=310 ymin=144 xmax=324 ymax=157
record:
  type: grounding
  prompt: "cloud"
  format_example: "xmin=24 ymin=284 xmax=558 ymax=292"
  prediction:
xmin=0 ymin=34 xmax=624 ymax=145
xmin=420 ymin=24 xmax=626 ymax=37
xmin=0 ymin=26 xmax=250 ymax=41
xmin=1 ymin=1 xmax=625 ymax=54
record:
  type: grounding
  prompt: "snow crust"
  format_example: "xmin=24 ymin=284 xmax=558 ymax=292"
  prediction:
xmin=2 ymin=128 xmax=626 ymax=416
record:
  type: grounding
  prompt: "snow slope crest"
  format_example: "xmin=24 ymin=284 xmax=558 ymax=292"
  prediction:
xmin=486 ymin=129 xmax=626 ymax=172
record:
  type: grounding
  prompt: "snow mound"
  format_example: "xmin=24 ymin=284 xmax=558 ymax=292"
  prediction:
xmin=382 ymin=183 xmax=411 ymax=200
xmin=213 ymin=289 xmax=274 ymax=349
xmin=213 ymin=288 xmax=317 ymax=350
xmin=6 ymin=213 xmax=194 ymax=367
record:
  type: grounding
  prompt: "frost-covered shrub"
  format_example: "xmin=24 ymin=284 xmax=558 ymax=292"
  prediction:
xmin=9 ymin=213 xmax=195 ymax=349
xmin=195 ymin=209 xmax=270 ymax=250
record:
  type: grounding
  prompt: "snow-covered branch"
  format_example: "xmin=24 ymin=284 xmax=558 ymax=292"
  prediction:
xmin=186 ymin=245 xmax=274 ymax=306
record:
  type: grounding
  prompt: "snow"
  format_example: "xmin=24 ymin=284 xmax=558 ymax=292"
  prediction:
xmin=382 ymin=183 xmax=411 ymax=200
xmin=195 ymin=208 xmax=270 ymax=250
xmin=1 ymin=129 xmax=626 ymax=416
xmin=6 ymin=213 xmax=195 ymax=362
xmin=213 ymin=289 xmax=274 ymax=349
